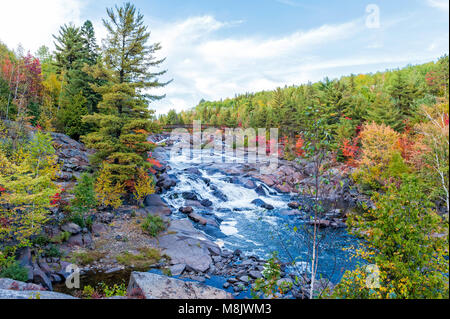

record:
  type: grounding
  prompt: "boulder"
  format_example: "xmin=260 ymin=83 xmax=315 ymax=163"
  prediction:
xmin=179 ymin=206 xmax=194 ymax=214
xmin=61 ymin=223 xmax=81 ymax=235
xmin=91 ymin=223 xmax=108 ymax=235
xmin=274 ymin=184 xmax=291 ymax=193
xmin=200 ymin=199 xmax=213 ymax=207
xmin=0 ymin=289 xmax=77 ymax=299
xmin=258 ymin=175 xmax=275 ymax=187
xmin=255 ymin=185 xmax=267 ymax=196
xmin=184 ymin=167 xmax=202 ymax=176
xmin=288 ymin=201 xmax=300 ymax=209
xmin=251 ymin=199 xmax=274 ymax=210
xmin=182 ymin=192 xmax=198 ymax=201
xmin=212 ymin=189 xmax=228 ymax=202
xmin=169 ymin=264 xmax=186 ymax=276
xmin=144 ymin=194 xmax=172 ymax=216
xmin=248 ymin=270 xmax=262 ymax=279
xmin=127 ymin=272 xmax=232 ymax=299
xmin=158 ymin=219 xmax=221 ymax=272
xmin=188 ymin=213 xmax=218 ymax=227
xmin=242 ymin=179 xmax=256 ymax=189
xmin=0 ymin=278 xmax=44 ymax=291
xmin=32 ymin=266 xmax=52 ymax=291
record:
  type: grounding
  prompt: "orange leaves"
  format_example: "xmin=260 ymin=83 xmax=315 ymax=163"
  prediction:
xmin=294 ymin=136 xmax=305 ymax=158
xmin=147 ymin=154 xmax=162 ymax=174
xmin=341 ymin=136 xmax=360 ymax=167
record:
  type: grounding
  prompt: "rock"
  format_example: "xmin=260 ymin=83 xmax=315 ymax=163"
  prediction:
xmin=156 ymin=173 xmax=177 ymax=190
xmin=127 ymin=272 xmax=232 ymax=299
xmin=233 ymin=249 xmax=242 ymax=257
xmin=0 ymin=289 xmax=77 ymax=299
xmin=238 ymin=276 xmax=250 ymax=283
xmin=91 ymin=223 xmax=108 ymax=235
xmin=16 ymin=247 xmax=32 ymax=269
xmin=274 ymin=184 xmax=291 ymax=193
xmin=251 ymin=199 xmax=274 ymax=210
xmin=184 ymin=167 xmax=202 ymax=175
xmin=258 ymin=175 xmax=275 ymax=187
xmin=242 ymin=179 xmax=256 ymax=189
xmin=61 ymin=222 xmax=81 ymax=235
xmin=184 ymin=200 xmax=204 ymax=208
xmin=182 ymin=192 xmax=198 ymax=201
xmin=97 ymin=212 xmax=114 ymax=224
xmin=279 ymin=209 xmax=300 ymax=216
xmin=179 ymin=206 xmax=194 ymax=214
xmin=158 ymin=219 xmax=220 ymax=273
xmin=223 ymin=282 xmax=231 ymax=289
xmin=169 ymin=264 xmax=186 ymax=276
xmin=188 ymin=212 xmax=208 ymax=225
xmin=67 ymin=234 xmax=83 ymax=246
xmin=144 ymin=194 xmax=172 ymax=216
xmin=248 ymin=270 xmax=262 ymax=279
xmin=0 ymin=278 xmax=44 ymax=291
xmin=32 ymin=266 xmax=52 ymax=291
xmin=255 ymin=185 xmax=267 ymax=196
xmin=288 ymin=201 xmax=300 ymax=209
xmin=212 ymin=189 xmax=228 ymax=201
xmin=200 ymin=199 xmax=213 ymax=207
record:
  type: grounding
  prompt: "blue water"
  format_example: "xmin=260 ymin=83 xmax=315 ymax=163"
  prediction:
xmin=161 ymin=147 xmax=360 ymax=288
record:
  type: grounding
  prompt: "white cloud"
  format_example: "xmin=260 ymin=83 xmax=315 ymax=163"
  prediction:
xmin=150 ymin=17 xmax=362 ymax=115
xmin=0 ymin=0 xmax=86 ymax=53
xmin=426 ymin=0 xmax=449 ymax=11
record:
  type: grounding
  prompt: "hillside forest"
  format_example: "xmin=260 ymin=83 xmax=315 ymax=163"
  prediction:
xmin=0 ymin=1 xmax=449 ymax=299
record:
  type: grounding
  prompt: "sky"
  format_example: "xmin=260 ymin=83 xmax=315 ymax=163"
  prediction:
xmin=0 ymin=0 xmax=448 ymax=115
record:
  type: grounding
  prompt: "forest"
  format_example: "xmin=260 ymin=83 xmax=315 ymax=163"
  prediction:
xmin=0 ymin=1 xmax=449 ymax=300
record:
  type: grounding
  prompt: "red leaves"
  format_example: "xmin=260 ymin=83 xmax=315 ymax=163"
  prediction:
xmin=341 ymin=136 xmax=360 ymax=166
xmin=0 ymin=186 xmax=6 ymax=193
xmin=50 ymin=188 xmax=65 ymax=206
xmin=295 ymin=136 xmax=305 ymax=158
xmin=147 ymin=154 xmax=162 ymax=174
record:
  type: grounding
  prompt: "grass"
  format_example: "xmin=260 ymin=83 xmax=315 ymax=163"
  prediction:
xmin=141 ymin=215 xmax=167 ymax=237
xmin=116 ymin=247 xmax=162 ymax=270
xmin=67 ymin=249 xmax=106 ymax=266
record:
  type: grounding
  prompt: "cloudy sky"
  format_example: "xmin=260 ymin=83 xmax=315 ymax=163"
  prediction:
xmin=0 ymin=0 xmax=448 ymax=115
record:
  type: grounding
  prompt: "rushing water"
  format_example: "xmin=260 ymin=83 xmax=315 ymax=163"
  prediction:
xmin=160 ymin=145 xmax=360 ymax=284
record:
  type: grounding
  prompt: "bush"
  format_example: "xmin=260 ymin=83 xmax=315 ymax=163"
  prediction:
xmin=0 ymin=261 xmax=29 ymax=282
xmin=331 ymin=176 xmax=449 ymax=299
xmin=141 ymin=215 xmax=166 ymax=237
xmin=72 ymin=173 xmax=97 ymax=213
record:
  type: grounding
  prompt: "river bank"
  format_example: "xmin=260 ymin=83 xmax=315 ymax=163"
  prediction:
xmin=2 ymin=129 xmax=365 ymax=299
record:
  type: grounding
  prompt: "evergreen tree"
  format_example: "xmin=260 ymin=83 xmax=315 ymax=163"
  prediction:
xmin=365 ymin=91 xmax=404 ymax=131
xmin=82 ymin=3 xmax=168 ymax=186
xmin=390 ymin=71 xmax=419 ymax=117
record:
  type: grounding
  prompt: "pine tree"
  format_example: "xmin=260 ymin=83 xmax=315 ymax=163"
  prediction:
xmin=365 ymin=91 xmax=404 ymax=131
xmin=82 ymin=3 xmax=168 ymax=187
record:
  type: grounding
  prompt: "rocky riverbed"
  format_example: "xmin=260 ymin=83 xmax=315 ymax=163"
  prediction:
xmin=1 ymin=130 xmax=365 ymax=299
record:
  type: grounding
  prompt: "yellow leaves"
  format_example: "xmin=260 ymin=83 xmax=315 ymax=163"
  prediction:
xmin=95 ymin=164 xmax=124 ymax=209
xmin=133 ymin=168 xmax=154 ymax=204
xmin=358 ymin=122 xmax=401 ymax=169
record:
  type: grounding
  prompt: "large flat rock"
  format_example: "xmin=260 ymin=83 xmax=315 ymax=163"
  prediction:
xmin=158 ymin=219 xmax=220 ymax=272
xmin=0 ymin=289 xmax=77 ymax=299
xmin=127 ymin=272 xmax=232 ymax=299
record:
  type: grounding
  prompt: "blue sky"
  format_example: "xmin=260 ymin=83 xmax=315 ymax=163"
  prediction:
xmin=0 ymin=0 xmax=448 ymax=114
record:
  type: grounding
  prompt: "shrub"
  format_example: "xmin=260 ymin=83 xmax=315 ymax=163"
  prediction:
xmin=95 ymin=164 xmax=124 ymax=209
xmin=0 ymin=261 xmax=29 ymax=282
xmin=72 ymin=173 xmax=97 ymax=213
xmin=133 ymin=168 xmax=155 ymax=206
xmin=331 ymin=176 xmax=449 ymax=299
xmin=141 ymin=215 xmax=166 ymax=237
